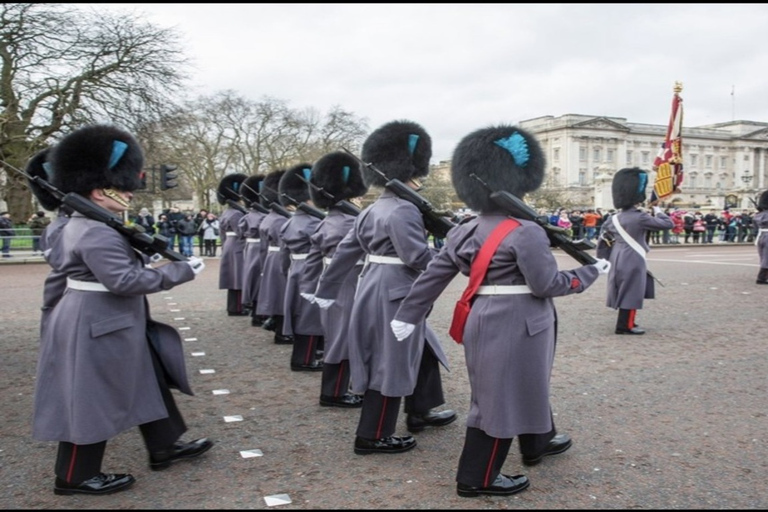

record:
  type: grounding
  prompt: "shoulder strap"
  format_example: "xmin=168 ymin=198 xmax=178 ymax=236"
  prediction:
xmin=460 ymin=218 xmax=521 ymax=302
xmin=612 ymin=213 xmax=646 ymax=260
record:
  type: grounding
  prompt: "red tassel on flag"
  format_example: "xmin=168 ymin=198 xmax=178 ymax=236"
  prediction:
xmin=651 ymin=82 xmax=684 ymax=204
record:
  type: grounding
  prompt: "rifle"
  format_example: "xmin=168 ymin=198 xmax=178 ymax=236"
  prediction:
xmin=294 ymin=172 xmax=361 ymax=217
xmin=341 ymin=147 xmax=455 ymax=238
xmin=5 ymin=161 xmax=188 ymax=262
xmin=233 ymin=182 xmax=270 ymax=215
xmin=258 ymin=183 xmax=294 ymax=219
xmin=469 ymin=173 xmax=663 ymax=286
xmin=276 ymin=180 xmax=326 ymax=220
xmin=226 ymin=198 xmax=249 ymax=215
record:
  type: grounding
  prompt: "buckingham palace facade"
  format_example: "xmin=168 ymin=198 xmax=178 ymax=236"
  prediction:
xmin=510 ymin=114 xmax=768 ymax=211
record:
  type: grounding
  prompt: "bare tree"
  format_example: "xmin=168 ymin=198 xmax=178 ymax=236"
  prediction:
xmin=151 ymin=92 xmax=369 ymax=212
xmin=0 ymin=3 xmax=188 ymax=219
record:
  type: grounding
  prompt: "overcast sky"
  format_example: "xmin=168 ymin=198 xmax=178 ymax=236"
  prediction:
xmin=88 ymin=3 xmax=768 ymax=163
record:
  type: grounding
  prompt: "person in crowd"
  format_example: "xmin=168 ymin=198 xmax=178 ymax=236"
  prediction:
xmin=596 ymin=167 xmax=674 ymax=335
xmin=0 ymin=211 xmax=15 ymax=257
xmin=753 ymin=191 xmax=768 ymax=284
xmin=568 ymin=209 xmax=584 ymax=239
xmin=28 ymin=210 xmax=51 ymax=255
xmin=134 ymin=207 xmax=155 ymax=235
xmin=31 ymin=123 xmax=211 ymax=497
xmin=238 ymin=174 xmax=269 ymax=327
xmin=300 ymin=151 xmax=368 ymax=407
xmin=175 ymin=213 xmax=198 ymax=257
xmin=166 ymin=206 xmax=184 ymax=252
xmin=738 ymin=209 xmax=753 ymax=242
xmin=557 ymin=210 xmax=572 ymax=236
xmin=255 ymin=169 xmax=294 ymax=344
xmin=199 ymin=212 xmax=220 ymax=257
xmin=703 ymin=209 xmax=719 ymax=244
xmin=314 ymin=120 xmax=456 ymax=456
xmin=583 ymin=209 xmax=600 ymax=241
xmin=194 ymin=208 xmax=209 ymax=255
xmin=216 ymin=173 xmax=249 ymax=316
xmin=691 ymin=211 xmax=705 ymax=244
xmin=155 ymin=213 xmax=176 ymax=247
xmin=278 ymin=163 xmax=325 ymax=371
xmin=390 ymin=124 xmax=610 ymax=498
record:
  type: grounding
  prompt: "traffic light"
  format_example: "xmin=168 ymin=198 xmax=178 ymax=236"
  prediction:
xmin=160 ymin=164 xmax=178 ymax=191
xmin=138 ymin=170 xmax=147 ymax=190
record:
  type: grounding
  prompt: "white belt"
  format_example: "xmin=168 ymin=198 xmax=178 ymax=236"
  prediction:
xmin=291 ymin=253 xmax=308 ymax=260
xmin=226 ymin=231 xmax=236 ymax=237
xmin=67 ymin=278 xmax=109 ymax=292
xmin=475 ymin=284 xmax=532 ymax=295
xmin=268 ymin=246 xmax=281 ymax=252
xmin=366 ymin=254 xmax=404 ymax=265
xmin=246 ymin=238 xmax=261 ymax=243
xmin=323 ymin=257 xmax=363 ymax=266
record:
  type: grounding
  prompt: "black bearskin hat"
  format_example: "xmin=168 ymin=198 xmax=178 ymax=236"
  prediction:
xmin=50 ymin=124 xmax=144 ymax=196
xmin=261 ymin=169 xmax=286 ymax=208
xmin=309 ymin=151 xmax=368 ymax=209
xmin=360 ymin=120 xmax=432 ymax=187
xmin=216 ymin=173 xmax=248 ymax=205
xmin=240 ymin=174 xmax=265 ymax=208
xmin=26 ymin=147 xmax=61 ymax=212
xmin=278 ymin=163 xmax=313 ymax=207
xmin=451 ymin=125 xmax=545 ymax=213
xmin=757 ymin=190 xmax=768 ymax=212
xmin=612 ymin=167 xmax=649 ymax=210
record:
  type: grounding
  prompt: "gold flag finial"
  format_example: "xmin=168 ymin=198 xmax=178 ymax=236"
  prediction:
xmin=673 ymin=81 xmax=683 ymax=93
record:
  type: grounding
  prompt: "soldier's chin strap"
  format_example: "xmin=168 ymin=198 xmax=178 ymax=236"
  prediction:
xmin=103 ymin=188 xmax=130 ymax=208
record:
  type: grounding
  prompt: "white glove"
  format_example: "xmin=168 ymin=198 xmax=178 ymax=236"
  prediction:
xmin=149 ymin=253 xmax=164 ymax=264
xmin=390 ymin=319 xmax=416 ymax=342
xmin=187 ymin=256 xmax=206 ymax=275
xmin=652 ymin=206 xmax=663 ymax=215
xmin=314 ymin=297 xmax=335 ymax=309
xmin=592 ymin=258 xmax=611 ymax=275
xmin=300 ymin=292 xmax=316 ymax=304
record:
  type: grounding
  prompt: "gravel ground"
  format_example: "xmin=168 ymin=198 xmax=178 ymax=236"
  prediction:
xmin=1 ymin=243 xmax=766 ymax=509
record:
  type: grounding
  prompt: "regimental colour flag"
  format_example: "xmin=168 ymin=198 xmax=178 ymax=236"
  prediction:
xmin=651 ymin=82 xmax=684 ymax=203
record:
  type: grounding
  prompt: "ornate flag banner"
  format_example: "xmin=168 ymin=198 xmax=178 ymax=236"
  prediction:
xmin=651 ymin=82 xmax=684 ymax=203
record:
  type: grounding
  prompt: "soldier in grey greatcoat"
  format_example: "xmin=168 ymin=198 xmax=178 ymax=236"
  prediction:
xmin=255 ymin=169 xmax=294 ymax=344
xmin=752 ymin=191 xmax=768 ymax=284
xmin=278 ymin=163 xmax=325 ymax=371
xmin=392 ymin=125 xmax=611 ymax=498
xmin=32 ymin=124 xmax=212 ymax=497
xmin=314 ymin=120 xmax=457 ymax=456
xmin=300 ymin=151 xmax=368 ymax=407
xmin=25 ymin=147 xmax=70 ymax=321
xmin=216 ymin=173 xmax=249 ymax=316
xmin=596 ymin=167 xmax=674 ymax=334
xmin=238 ymin=174 xmax=269 ymax=326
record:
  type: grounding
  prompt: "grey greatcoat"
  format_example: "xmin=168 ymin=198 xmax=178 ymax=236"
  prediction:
xmin=754 ymin=210 xmax=768 ymax=267
xmin=32 ymin=213 xmax=196 ymax=445
xmin=598 ymin=207 xmax=673 ymax=310
xmin=255 ymin=210 xmax=291 ymax=317
xmin=239 ymin=209 xmax=268 ymax=306
xmin=394 ymin=214 xmax=600 ymax=439
xmin=279 ymin=210 xmax=323 ymax=337
xmin=315 ymin=190 xmax=449 ymax=398
xmin=301 ymin=208 xmax=360 ymax=364
xmin=218 ymin=207 xmax=245 ymax=290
